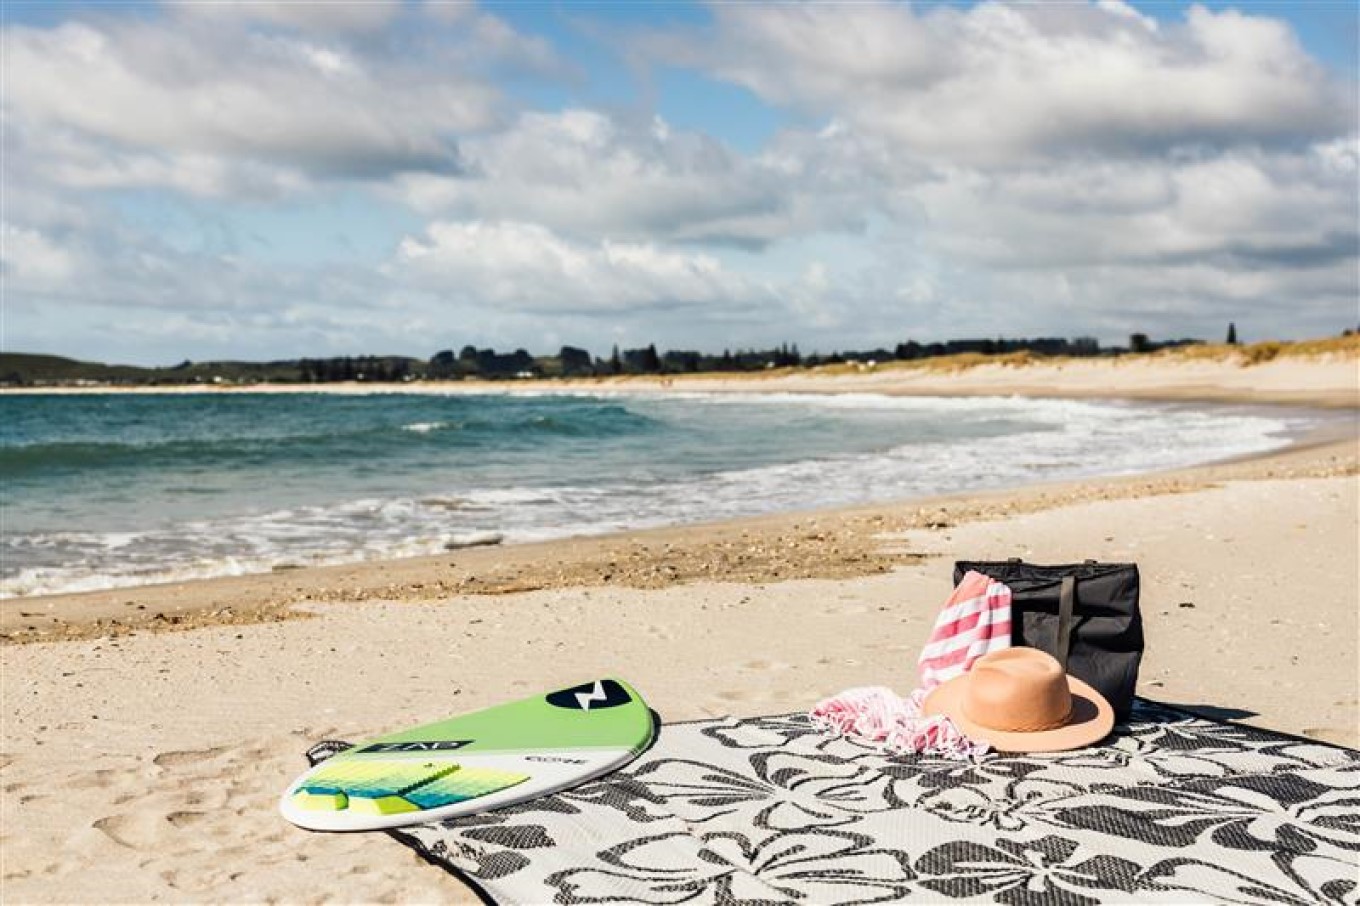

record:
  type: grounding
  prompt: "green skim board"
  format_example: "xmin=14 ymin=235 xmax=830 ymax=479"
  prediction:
xmin=280 ymin=678 xmax=654 ymax=832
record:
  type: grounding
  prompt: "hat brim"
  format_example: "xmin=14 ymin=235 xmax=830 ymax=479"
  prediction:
xmin=922 ymin=672 xmax=1114 ymax=753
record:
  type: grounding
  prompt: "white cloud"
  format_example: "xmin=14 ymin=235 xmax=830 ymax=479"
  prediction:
xmin=1 ymin=10 xmax=548 ymax=197
xmin=662 ymin=1 xmax=1349 ymax=164
xmin=913 ymin=141 xmax=1358 ymax=273
xmin=12 ymin=122 xmax=314 ymax=198
xmin=391 ymin=109 xmax=900 ymax=246
xmin=1 ymin=224 xmax=80 ymax=287
xmin=423 ymin=2 xmax=478 ymax=26
xmin=164 ymin=0 xmax=406 ymax=32
xmin=392 ymin=220 xmax=769 ymax=313
xmin=1 ymin=212 xmax=786 ymax=363
xmin=0 ymin=212 xmax=429 ymax=363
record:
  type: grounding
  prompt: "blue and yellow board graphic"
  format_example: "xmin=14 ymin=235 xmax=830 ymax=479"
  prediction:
xmin=280 ymin=679 xmax=654 ymax=831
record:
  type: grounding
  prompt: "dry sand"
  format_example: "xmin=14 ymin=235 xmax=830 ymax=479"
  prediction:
xmin=2 ymin=356 xmax=1358 ymax=904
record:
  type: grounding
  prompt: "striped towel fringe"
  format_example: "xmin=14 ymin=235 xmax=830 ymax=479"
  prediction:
xmin=810 ymin=571 xmax=1012 ymax=760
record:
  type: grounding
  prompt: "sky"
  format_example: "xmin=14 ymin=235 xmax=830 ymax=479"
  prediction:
xmin=2 ymin=0 xmax=1357 ymax=366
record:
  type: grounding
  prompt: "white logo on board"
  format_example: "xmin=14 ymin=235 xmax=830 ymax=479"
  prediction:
xmin=575 ymin=681 xmax=608 ymax=711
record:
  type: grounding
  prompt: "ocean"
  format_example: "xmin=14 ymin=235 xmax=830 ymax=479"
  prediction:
xmin=0 ymin=389 xmax=1317 ymax=598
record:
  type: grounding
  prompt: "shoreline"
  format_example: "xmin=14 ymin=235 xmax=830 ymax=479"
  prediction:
xmin=4 ymin=347 xmax=1358 ymax=409
xmin=5 ymin=413 xmax=1353 ymax=645
xmin=5 ymin=382 xmax=1357 ymax=410
xmin=0 ymin=395 xmax=1339 ymax=608
xmin=3 ymin=356 xmax=1354 ymax=615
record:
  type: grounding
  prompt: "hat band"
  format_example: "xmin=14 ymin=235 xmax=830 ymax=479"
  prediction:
xmin=964 ymin=702 xmax=1073 ymax=733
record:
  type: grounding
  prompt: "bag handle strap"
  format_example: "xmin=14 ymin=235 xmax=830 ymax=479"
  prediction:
xmin=1056 ymin=576 xmax=1076 ymax=669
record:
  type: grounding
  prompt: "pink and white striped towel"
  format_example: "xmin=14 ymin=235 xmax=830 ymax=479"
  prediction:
xmin=917 ymin=569 xmax=1013 ymax=690
xmin=810 ymin=570 xmax=1012 ymax=760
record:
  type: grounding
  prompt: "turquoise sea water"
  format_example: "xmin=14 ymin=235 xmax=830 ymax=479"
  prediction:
xmin=0 ymin=390 xmax=1315 ymax=597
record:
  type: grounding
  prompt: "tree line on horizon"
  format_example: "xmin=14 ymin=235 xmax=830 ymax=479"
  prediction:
xmin=11 ymin=322 xmax=1358 ymax=388
xmin=302 ymin=332 xmax=1211 ymax=381
xmin=1 ymin=332 xmax=1219 ymax=387
xmin=243 ymin=336 xmax=1133 ymax=384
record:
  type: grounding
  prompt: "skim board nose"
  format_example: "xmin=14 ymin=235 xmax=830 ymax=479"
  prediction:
xmin=280 ymin=678 xmax=655 ymax=832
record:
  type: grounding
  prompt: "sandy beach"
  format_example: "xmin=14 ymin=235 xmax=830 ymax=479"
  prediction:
xmin=2 ymin=353 xmax=1358 ymax=904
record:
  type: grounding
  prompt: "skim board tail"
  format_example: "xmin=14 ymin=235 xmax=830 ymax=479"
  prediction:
xmin=280 ymin=678 xmax=654 ymax=832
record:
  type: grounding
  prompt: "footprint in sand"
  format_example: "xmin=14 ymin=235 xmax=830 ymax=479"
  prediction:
xmin=2 ymin=860 xmax=62 ymax=881
xmin=1303 ymin=727 xmax=1357 ymax=747
xmin=741 ymin=660 xmax=792 ymax=672
xmin=829 ymin=604 xmax=868 ymax=616
xmin=65 ymin=768 xmax=120 ymax=790
xmin=93 ymin=813 xmax=170 ymax=850
xmin=177 ymin=787 xmax=230 ymax=810
xmin=160 ymin=867 xmax=243 ymax=892
xmin=166 ymin=810 xmax=209 ymax=829
xmin=153 ymin=746 xmax=229 ymax=769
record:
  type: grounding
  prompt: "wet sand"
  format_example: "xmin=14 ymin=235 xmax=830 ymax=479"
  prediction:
xmin=2 ymin=423 xmax=1354 ymax=645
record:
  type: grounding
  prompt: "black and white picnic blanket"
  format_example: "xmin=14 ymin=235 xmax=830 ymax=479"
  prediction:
xmin=313 ymin=700 xmax=1360 ymax=904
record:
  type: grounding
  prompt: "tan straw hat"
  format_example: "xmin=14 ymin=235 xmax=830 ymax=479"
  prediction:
xmin=922 ymin=647 xmax=1114 ymax=753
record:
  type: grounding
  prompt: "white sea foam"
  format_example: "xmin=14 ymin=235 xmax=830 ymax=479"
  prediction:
xmin=402 ymin=421 xmax=452 ymax=433
xmin=0 ymin=395 xmax=1316 ymax=598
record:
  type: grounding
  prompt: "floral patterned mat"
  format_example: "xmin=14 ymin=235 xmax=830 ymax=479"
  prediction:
xmin=308 ymin=700 xmax=1360 ymax=904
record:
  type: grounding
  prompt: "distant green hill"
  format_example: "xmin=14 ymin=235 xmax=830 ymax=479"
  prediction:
xmin=0 ymin=353 xmax=426 ymax=386
xmin=0 ymin=353 xmax=155 ymax=385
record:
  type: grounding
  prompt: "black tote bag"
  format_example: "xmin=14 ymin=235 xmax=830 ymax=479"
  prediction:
xmin=953 ymin=559 xmax=1144 ymax=719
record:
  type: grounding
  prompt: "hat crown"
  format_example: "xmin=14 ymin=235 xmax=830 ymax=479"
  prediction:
xmin=961 ymin=648 xmax=1073 ymax=732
